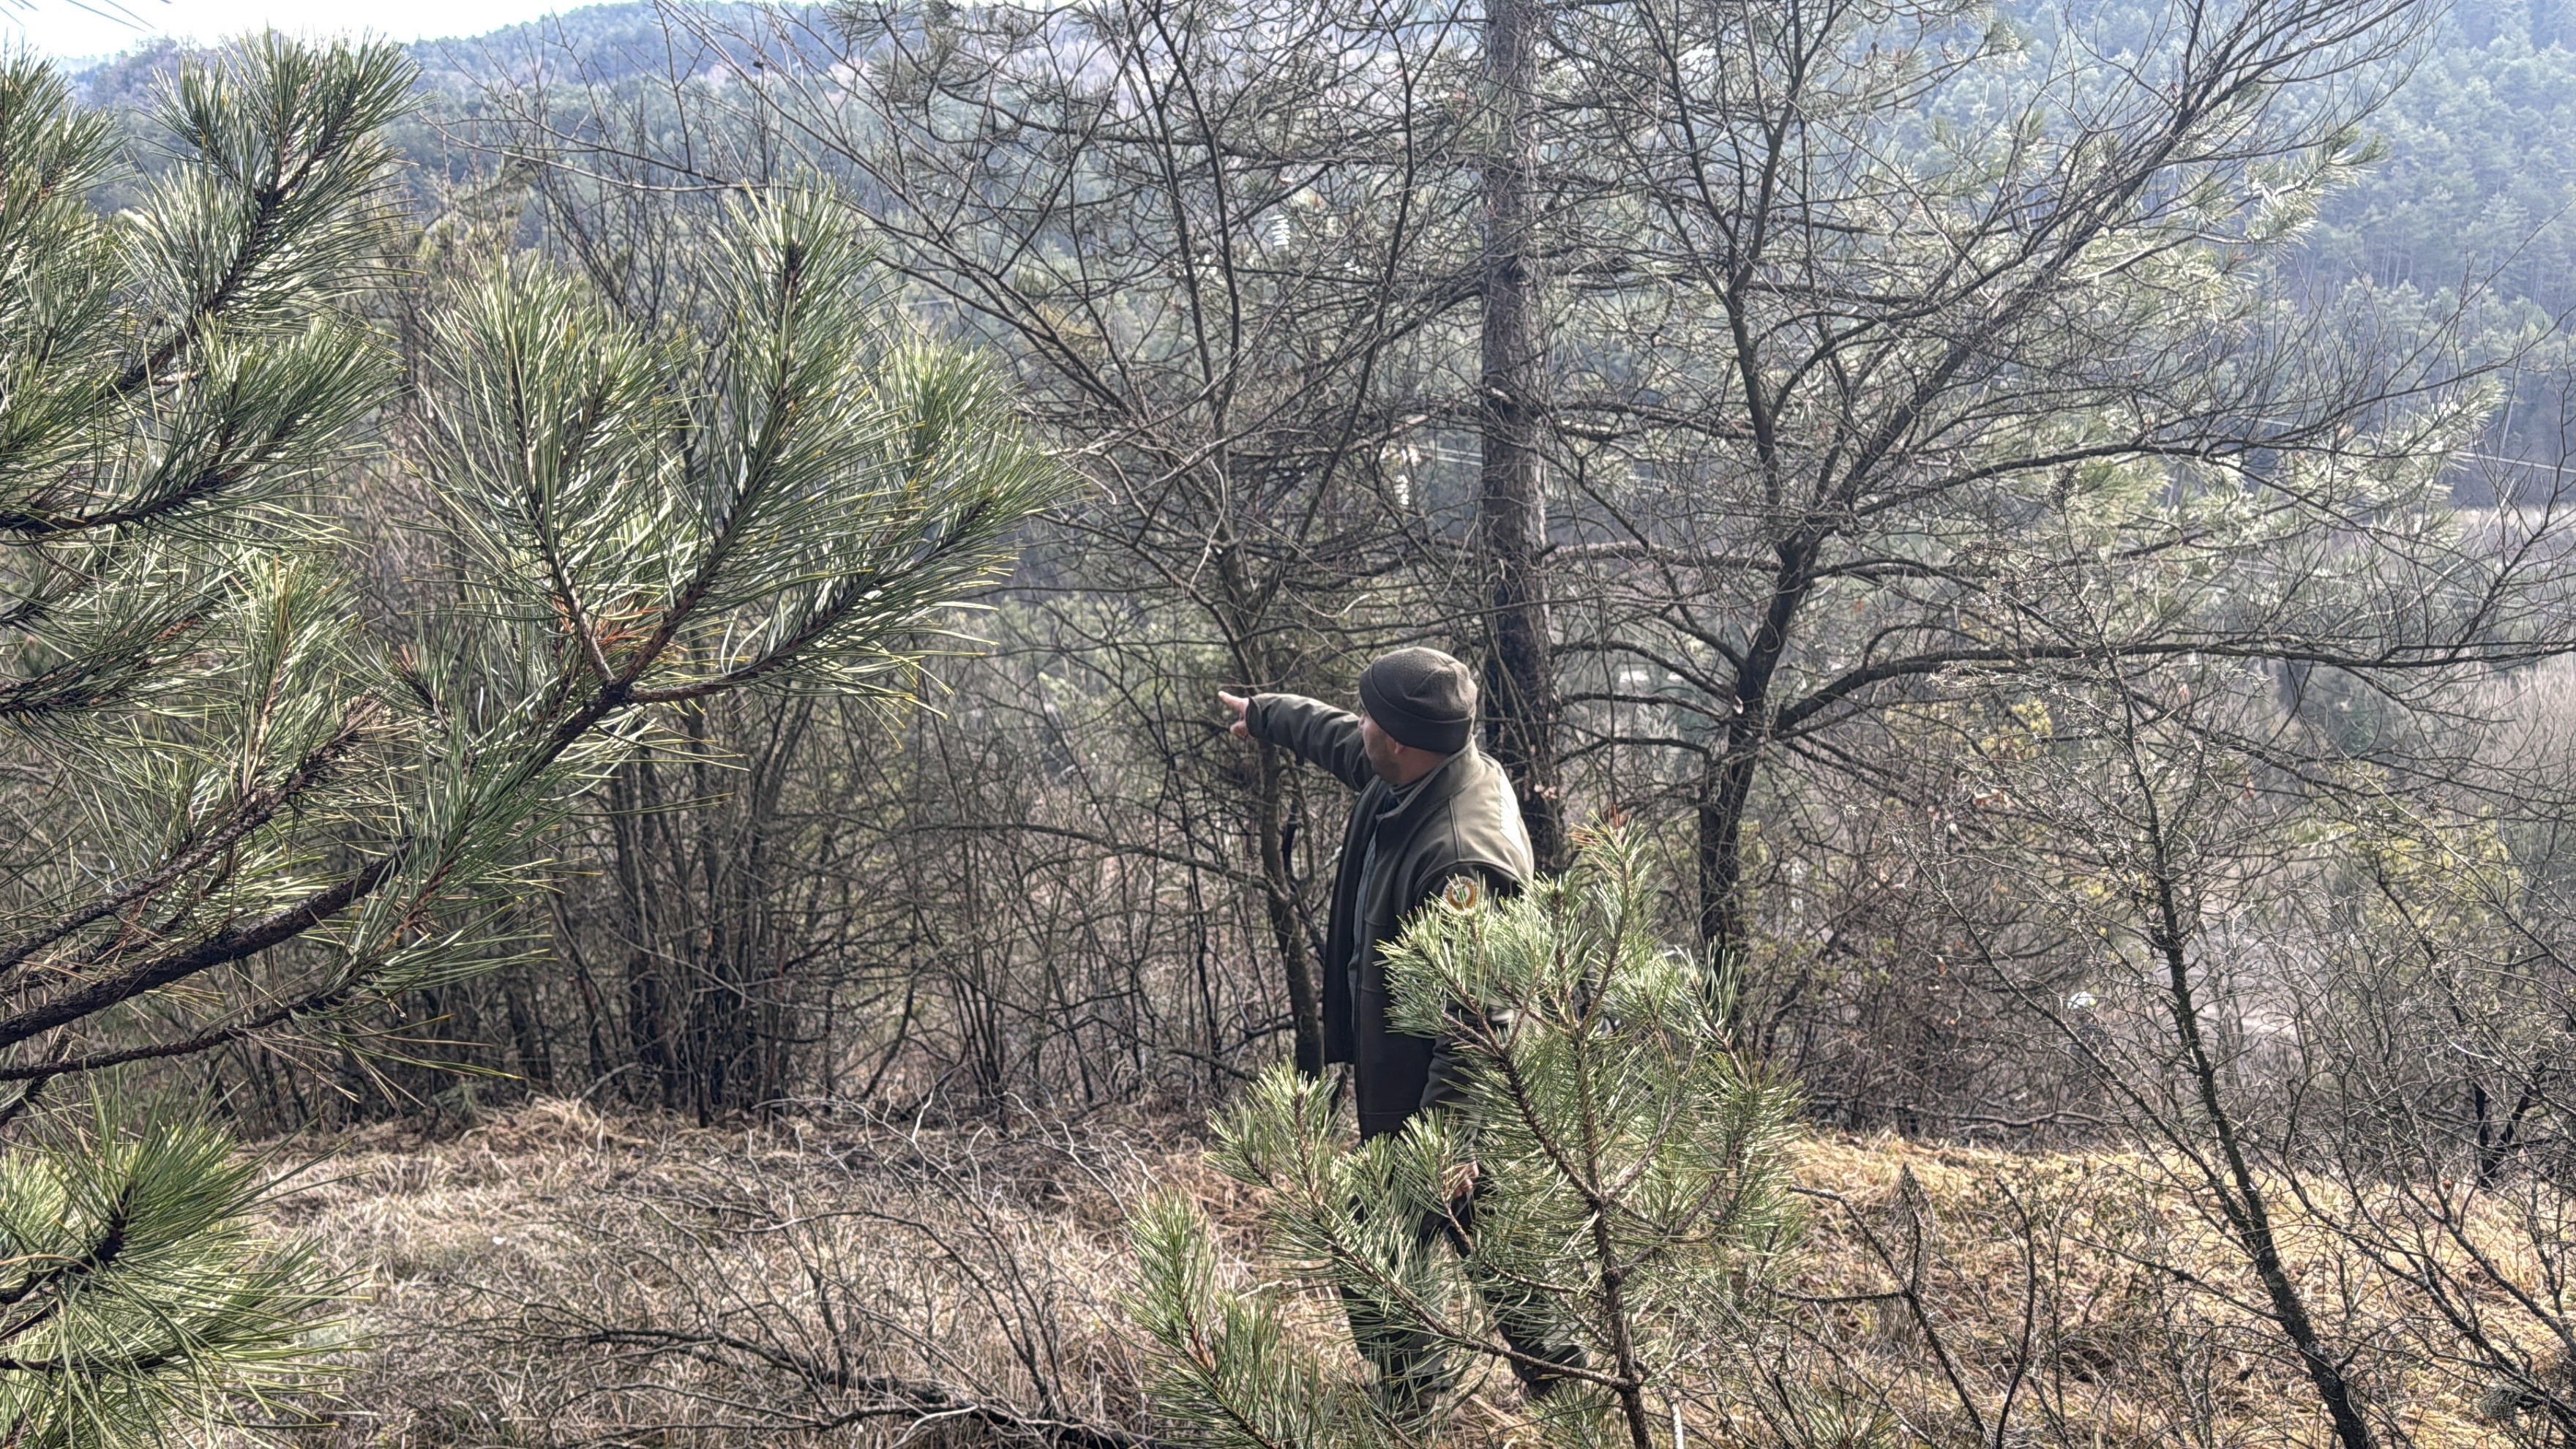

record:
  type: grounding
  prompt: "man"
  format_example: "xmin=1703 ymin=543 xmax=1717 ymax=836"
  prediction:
xmin=1218 ymin=646 xmax=1580 ymax=1411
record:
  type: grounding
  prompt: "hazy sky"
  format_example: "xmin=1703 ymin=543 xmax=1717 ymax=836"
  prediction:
xmin=1 ymin=0 xmax=572 ymax=61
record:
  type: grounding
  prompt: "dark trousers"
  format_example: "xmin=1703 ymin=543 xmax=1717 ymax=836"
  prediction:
xmin=1340 ymin=1185 xmax=1584 ymax=1413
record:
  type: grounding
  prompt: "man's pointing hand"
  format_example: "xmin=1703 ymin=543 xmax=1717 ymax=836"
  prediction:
xmin=1217 ymin=691 xmax=1251 ymax=739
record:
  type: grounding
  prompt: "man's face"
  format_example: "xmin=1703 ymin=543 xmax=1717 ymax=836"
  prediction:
xmin=1358 ymin=711 xmax=1405 ymax=785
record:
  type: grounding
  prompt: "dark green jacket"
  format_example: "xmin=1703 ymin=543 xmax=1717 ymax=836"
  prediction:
xmin=1246 ymin=692 xmax=1533 ymax=1139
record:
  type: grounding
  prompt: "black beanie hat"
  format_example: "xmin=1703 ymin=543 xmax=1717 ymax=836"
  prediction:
xmin=1358 ymin=647 xmax=1477 ymax=755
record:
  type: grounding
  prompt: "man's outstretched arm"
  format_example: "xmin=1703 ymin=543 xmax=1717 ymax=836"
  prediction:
xmin=1218 ymin=690 xmax=1374 ymax=791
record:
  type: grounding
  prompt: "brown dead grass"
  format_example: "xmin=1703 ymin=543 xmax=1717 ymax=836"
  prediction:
xmin=261 ymin=1099 xmax=1217 ymax=1446
xmin=1781 ymin=1136 xmax=2523 ymax=1449
xmin=253 ymin=1104 xmax=2537 ymax=1449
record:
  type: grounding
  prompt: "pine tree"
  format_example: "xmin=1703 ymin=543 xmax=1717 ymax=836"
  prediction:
xmin=0 ymin=35 xmax=1049 ymax=1442
xmin=1133 ymin=827 xmax=1802 ymax=1448
xmin=0 ymin=37 xmax=1046 ymax=1096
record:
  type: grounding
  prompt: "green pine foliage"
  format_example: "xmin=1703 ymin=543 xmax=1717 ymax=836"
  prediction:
xmin=0 ymin=35 xmax=1047 ymax=1084
xmin=0 ymin=1114 xmax=329 ymax=1448
xmin=1132 ymin=1191 xmax=1405 ymax=1449
xmin=0 ymin=41 xmax=401 ymax=721
xmin=1132 ymin=828 xmax=1804 ymax=1449
xmin=0 ymin=30 xmax=1051 ymax=1445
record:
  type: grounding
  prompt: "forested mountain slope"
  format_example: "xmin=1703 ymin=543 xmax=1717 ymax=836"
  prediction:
xmin=2310 ymin=0 xmax=2576 ymax=304
xmin=64 ymin=0 xmax=2576 ymax=468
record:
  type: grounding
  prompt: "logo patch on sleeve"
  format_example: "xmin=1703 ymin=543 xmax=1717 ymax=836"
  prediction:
xmin=1440 ymin=874 xmax=1489 ymax=913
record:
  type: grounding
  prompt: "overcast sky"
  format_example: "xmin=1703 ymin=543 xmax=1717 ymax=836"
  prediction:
xmin=2 ymin=0 xmax=571 ymax=62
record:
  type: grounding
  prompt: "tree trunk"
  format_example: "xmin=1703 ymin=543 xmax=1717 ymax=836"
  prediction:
xmin=1696 ymin=757 xmax=1756 ymax=965
xmin=2128 ymin=735 xmax=2377 ymax=1449
xmin=1478 ymin=0 xmax=1563 ymax=872
xmin=1258 ymin=750 xmax=1326 ymax=1076
xmin=1696 ymin=539 xmax=1819 ymax=979
xmin=2154 ymin=912 xmax=2378 ymax=1449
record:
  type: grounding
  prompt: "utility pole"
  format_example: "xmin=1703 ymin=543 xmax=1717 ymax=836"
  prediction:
xmin=1478 ymin=0 xmax=1565 ymax=870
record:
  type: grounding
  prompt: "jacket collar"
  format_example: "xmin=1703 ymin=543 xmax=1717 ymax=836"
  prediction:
xmin=1364 ymin=748 xmax=1477 ymax=834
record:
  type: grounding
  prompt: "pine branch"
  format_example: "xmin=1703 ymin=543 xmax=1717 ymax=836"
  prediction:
xmin=0 ymin=709 xmax=372 ymax=984
xmin=0 ymin=855 xmax=395 ymax=1055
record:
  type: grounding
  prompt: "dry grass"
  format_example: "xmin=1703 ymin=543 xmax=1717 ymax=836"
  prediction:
xmin=251 ymin=1104 xmax=2541 ymax=1449
xmin=1776 ymin=1137 xmax=2539 ymax=1449
xmin=260 ymin=1099 xmax=1214 ymax=1447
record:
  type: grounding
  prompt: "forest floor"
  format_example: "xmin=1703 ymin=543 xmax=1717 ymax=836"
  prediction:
xmin=256 ymin=1099 xmax=2515 ymax=1449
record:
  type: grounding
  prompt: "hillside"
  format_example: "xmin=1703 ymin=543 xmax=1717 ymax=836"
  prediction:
xmin=265 ymin=1102 xmax=2516 ymax=1448
xmin=60 ymin=0 xmax=2576 ymax=462
xmin=5 ymin=6 xmax=2571 ymax=1446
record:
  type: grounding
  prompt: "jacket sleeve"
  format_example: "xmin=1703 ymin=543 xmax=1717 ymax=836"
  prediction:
xmin=1416 ymin=864 xmax=1516 ymax=1120
xmin=1244 ymin=693 xmax=1374 ymax=792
